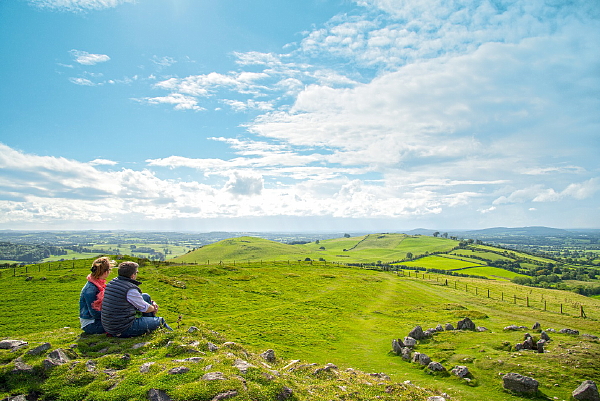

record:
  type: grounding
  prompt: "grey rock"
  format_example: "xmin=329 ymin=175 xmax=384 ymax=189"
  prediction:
xmin=524 ymin=332 xmax=532 ymax=340
xmin=417 ymin=353 xmax=431 ymax=366
xmin=559 ymin=328 xmax=579 ymax=335
xmin=48 ymin=349 xmax=70 ymax=364
xmin=403 ymin=336 xmax=417 ymax=348
xmin=503 ymin=372 xmax=539 ymax=394
xmin=140 ymin=362 xmax=155 ymax=373
xmin=541 ymin=331 xmax=551 ymax=341
xmin=504 ymin=325 xmax=520 ymax=331
xmin=27 ymin=342 xmax=51 ymax=355
xmin=233 ymin=359 xmax=255 ymax=374
xmin=207 ymin=342 xmax=219 ymax=352
xmin=427 ymin=397 xmax=446 ymax=401
xmin=132 ymin=342 xmax=150 ymax=350
xmin=424 ymin=329 xmax=436 ymax=337
xmin=187 ymin=326 xmax=199 ymax=333
xmin=523 ymin=337 xmax=534 ymax=350
xmin=4 ymin=396 xmax=28 ymax=401
xmin=369 ymin=372 xmax=391 ymax=380
xmin=515 ymin=343 xmax=523 ymax=351
xmin=445 ymin=323 xmax=454 ymax=331
xmin=427 ymin=362 xmax=446 ymax=372
xmin=261 ymin=348 xmax=276 ymax=362
xmin=277 ymin=387 xmax=293 ymax=400
xmin=313 ymin=363 xmax=338 ymax=375
xmin=532 ymin=322 xmax=541 ymax=330
xmin=148 ymin=388 xmax=173 ymax=401
xmin=202 ymin=371 xmax=226 ymax=381
xmin=408 ymin=325 xmax=425 ymax=340
xmin=583 ymin=334 xmax=599 ymax=341
xmin=401 ymin=347 xmax=412 ymax=361
xmin=412 ymin=352 xmax=421 ymax=363
xmin=86 ymin=360 xmax=97 ymax=372
xmin=0 ymin=340 xmax=27 ymax=349
xmin=210 ymin=390 xmax=238 ymax=401
xmin=476 ymin=326 xmax=488 ymax=332
xmin=457 ymin=317 xmax=475 ymax=331
xmin=573 ymin=380 xmax=600 ymax=401
xmin=172 ymin=357 xmax=203 ymax=363
xmin=451 ymin=365 xmax=470 ymax=378
xmin=546 ymin=328 xmax=556 ymax=332
xmin=12 ymin=360 xmax=33 ymax=373
xmin=436 ymin=324 xmax=444 ymax=332
xmin=392 ymin=339 xmax=404 ymax=355
xmin=168 ymin=366 xmax=190 ymax=374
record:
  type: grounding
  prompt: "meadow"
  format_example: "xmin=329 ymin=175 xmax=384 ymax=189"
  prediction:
xmin=1 ymin=235 xmax=600 ymax=401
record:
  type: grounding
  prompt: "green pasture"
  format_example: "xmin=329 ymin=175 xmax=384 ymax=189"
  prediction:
xmin=2 ymin=258 xmax=600 ymax=401
xmin=171 ymin=234 xmax=459 ymax=265
xmin=456 ymin=266 xmax=525 ymax=281
xmin=450 ymin=249 xmax=512 ymax=262
xmin=399 ymin=255 xmax=483 ymax=271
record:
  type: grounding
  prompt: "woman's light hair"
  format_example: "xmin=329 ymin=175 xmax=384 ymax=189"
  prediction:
xmin=90 ymin=256 xmax=115 ymax=279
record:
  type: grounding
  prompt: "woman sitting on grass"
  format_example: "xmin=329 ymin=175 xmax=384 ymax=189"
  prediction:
xmin=79 ymin=257 xmax=115 ymax=334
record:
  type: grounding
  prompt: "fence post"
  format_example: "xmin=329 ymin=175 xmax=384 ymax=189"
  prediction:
xmin=514 ymin=294 xmax=516 ymax=304
xmin=526 ymin=296 xmax=529 ymax=307
xmin=581 ymin=305 xmax=586 ymax=318
xmin=544 ymin=300 xmax=547 ymax=311
xmin=445 ymin=279 xmax=448 ymax=286
xmin=560 ymin=304 xmax=563 ymax=314
xmin=487 ymin=289 xmax=490 ymax=298
xmin=502 ymin=292 xmax=504 ymax=301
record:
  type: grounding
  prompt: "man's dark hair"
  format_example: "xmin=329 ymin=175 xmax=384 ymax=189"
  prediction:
xmin=118 ymin=261 xmax=139 ymax=278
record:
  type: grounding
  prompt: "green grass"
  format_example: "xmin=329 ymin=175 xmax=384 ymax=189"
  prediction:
xmin=2 ymin=257 xmax=600 ymax=401
xmin=456 ymin=266 xmax=525 ymax=280
xmin=399 ymin=255 xmax=483 ymax=271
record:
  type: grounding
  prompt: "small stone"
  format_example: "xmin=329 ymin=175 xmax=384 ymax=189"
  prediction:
xmin=261 ymin=348 xmax=276 ymax=362
xmin=0 ymin=340 xmax=27 ymax=349
xmin=148 ymin=388 xmax=173 ymax=401
xmin=541 ymin=331 xmax=551 ymax=341
xmin=369 ymin=372 xmax=390 ymax=381
xmin=504 ymin=325 xmax=520 ymax=331
xmin=583 ymin=334 xmax=599 ymax=341
xmin=12 ymin=360 xmax=33 ymax=373
xmin=202 ymin=371 xmax=226 ymax=381
xmin=210 ymin=390 xmax=238 ymax=401
xmin=532 ymin=322 xmax=541 ymax=330
xmin=452 ymin=365 xmax=470 ymax=378
xmin=392 ymin=339 xmax=404 ymax=355
xmin=233 ymin=359 xmax=255 ymax=374
xmin=559 ymin=328 xmax=579 ymax=335
xmin=401 ymin=347 xmax=412 ymax=361
xmin=403 ymin=336 xmax=417 ymax=348
xmin=427 ymin=397 xmax=446 ymax=401
xmin=4 ymin=395 xmax=28 ymax=401
xmin=132 ymin=342 xmax=150 ymax=349
xmin=476 ymin=326 xmax=488 ymax=332
xmin=85 ymin=360 xmax=97 ymax=372
xmin=27 ymin=342 xmax=51 ymax=355
xmin=207 ymin=342 xmax=219 ymax=352
xmin=187 ymin=326 xmax=199 ymax=333
xmin=168 ymin=366 xmax=189 ymax=374
xmin=445 ymin=323 xmax=455 ymax=331
xmin=277 ymin=387 xmax=293 ymax=400
xmin=427 ymin=361 xmax=446 ymax=372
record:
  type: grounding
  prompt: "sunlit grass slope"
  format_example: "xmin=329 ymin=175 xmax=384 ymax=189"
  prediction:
xmin=171 ymin=234 xmax=460 ymax=264
xmin=2 ymin=257 xmax=600 ymax=401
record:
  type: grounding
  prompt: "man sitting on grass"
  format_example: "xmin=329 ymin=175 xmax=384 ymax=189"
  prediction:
xmin=101 ymin=261 xmax=172 ymax=337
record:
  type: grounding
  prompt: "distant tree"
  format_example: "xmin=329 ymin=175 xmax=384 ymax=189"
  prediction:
xmin=433 ymin=232 xmax=440 ymax=237
xmin=406 ymin=252 xmax=413 ymax=260
xmin=315 ymin=240 xmax=320 ymax=244
xmin=442 ymin=232 xmax=448 ymax=238
xmin=344 ymin=233 xmax=350 ymax=238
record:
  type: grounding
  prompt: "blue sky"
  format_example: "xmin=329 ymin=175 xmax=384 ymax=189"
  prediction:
xmin=0 ymin=0 xmax=598 ymax=232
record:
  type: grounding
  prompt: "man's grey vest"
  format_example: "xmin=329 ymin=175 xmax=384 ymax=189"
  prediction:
xmin=101 ymin=276 xmax=142 ymax=335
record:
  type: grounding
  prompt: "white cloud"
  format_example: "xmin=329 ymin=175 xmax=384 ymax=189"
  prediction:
xmin=224 ymin=172 xmax=264 ymax=196
xmin=137 ymin=93 xmax=205 ymax=111
xmin=69 ymin=77 xmax=98 ymax=86
xmin=70 ymin=50 xmax=110 ymax=65
xmin=89 ymin=159 xmax=118 ymax=166
xmin=30 ymin=0 xmax=135 ymax=11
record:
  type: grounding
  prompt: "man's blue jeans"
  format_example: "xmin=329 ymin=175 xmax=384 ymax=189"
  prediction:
xmin=117 ymin=293 xmax=173 ymax=338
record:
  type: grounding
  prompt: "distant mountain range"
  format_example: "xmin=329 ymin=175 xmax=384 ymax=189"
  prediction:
xmin=405 ymin=226 xmax=600 ymax=237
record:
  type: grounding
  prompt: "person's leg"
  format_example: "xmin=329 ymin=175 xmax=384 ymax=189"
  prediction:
xmin=82 ymin=320 xmax=105 ymax=335
xmin=141 ymin=293 xmax=156 ymax=317
xmin=118 ymin=316 xmax=172 ymax=337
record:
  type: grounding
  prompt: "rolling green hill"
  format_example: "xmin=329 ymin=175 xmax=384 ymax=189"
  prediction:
xmin=171 ymin=234 xmax=459 ymax=265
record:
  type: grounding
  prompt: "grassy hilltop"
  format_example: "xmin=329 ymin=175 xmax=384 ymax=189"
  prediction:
xmin=1 ymin=234 xmax=600 ymax=401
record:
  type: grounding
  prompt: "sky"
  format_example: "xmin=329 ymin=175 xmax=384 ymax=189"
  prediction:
xmin=0 ymin=0 xmax=599 ymax=232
